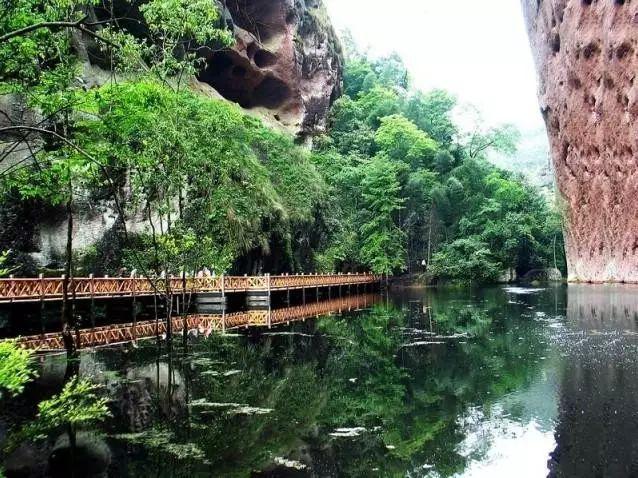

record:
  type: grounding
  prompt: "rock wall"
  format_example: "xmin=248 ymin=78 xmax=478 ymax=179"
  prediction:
xmin=521 ymin=0 xmax=638 ymax=282
xmin=199 ymin=0 xmax=342 ymax=138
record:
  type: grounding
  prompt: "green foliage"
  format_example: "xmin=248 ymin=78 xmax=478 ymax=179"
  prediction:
xmin=429 ymin=238 xmax=503 ymax=283
xmin=0 ymin=341 xmax=36 ymax=399
xmin=140 ymin=0 xmax=233 ymax=79
xmin=404 ymin=90 xmax=458 ymax=146
xmin=358 ymin=155 xmax=406 ymax=274
xmin=0 ymin=251 xmax=13 ymax=277
xmin=315 ymin=41 xmax=564 ymax=280
xmin=71 ymin=81 xmax=323 ymax=273
xmin=375 ymin=114 xmax=438 ymax=168
xmin=0 ymin=0 xmax=87 ymax=85
xmin=20 ymin=377 xmax=110 ymax=441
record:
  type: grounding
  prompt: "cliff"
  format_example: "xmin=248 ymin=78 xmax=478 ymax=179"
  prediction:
xmin=521 ymin=0 xmax=638 ymax=282
xmin=199 ymin=0 xmax=343 ymax=138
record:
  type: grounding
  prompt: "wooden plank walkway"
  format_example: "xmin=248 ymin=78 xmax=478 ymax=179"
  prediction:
xmin=0 ymin=273 xmax=380 ymax=303
xmin=10 ymin=294 xmax=380 ymax=351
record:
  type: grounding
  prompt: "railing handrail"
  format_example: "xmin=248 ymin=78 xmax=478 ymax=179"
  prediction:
xmin=0 ymin=273 xmax=381 ymax=302
xmin=0 ymin=273 xmax=376 ymax=280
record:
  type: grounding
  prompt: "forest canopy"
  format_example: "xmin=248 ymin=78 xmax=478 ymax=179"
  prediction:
xmin=312 ymin=43 xmax=564 ymax=282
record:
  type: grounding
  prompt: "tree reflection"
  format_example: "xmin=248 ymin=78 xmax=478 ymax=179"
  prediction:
xmin=1 ymin=289 xmax=554 ymax=477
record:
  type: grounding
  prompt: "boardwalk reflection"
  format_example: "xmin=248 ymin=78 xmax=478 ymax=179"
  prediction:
xmin=15 ymin=293 xmax=382 ymax=351
xmin=549 ymin=285 xmax=638 ymax=477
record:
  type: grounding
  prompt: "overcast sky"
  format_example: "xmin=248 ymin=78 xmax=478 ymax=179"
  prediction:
xmin=324 ymin=0 xmax=543 ymax=134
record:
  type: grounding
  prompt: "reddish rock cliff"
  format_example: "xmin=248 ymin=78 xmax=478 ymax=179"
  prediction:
xmin=199 ymin=0 xmax=343 ymax=139
xmin=521 ymin=0 xmax=638 ymax=282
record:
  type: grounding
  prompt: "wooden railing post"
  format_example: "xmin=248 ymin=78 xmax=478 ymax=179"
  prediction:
xmin=132 ymin=275 xmax=137 ymax=341
xmin=89 ymin=273 xmax=95 ymax=328
xmin=39 ymin=273 xmax=45 ymax=335
xmin=267 ymin=273 xmax=271 ymax=328
xmin=8 ymin=274 xmax=14 ymax=304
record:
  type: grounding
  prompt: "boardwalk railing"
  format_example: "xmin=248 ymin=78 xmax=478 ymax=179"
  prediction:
xmin=0 ymin=273 xmax=380 ymax=303
xmin=11 ymin=294 xmax=380 ymax=351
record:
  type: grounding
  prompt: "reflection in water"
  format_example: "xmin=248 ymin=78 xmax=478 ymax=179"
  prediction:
xmin=4 ymin=286 xmax=638 ymax=476
xmin=549 ymin=285 xmax=638 ymax=477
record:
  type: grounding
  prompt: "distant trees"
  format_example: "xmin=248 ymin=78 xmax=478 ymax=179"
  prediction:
xmin=313 ymin=44 xmax=565 ymax=282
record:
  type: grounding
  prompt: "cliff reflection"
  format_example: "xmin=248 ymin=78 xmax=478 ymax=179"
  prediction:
xmin=550 ymin=285 xmax=638 ymax=477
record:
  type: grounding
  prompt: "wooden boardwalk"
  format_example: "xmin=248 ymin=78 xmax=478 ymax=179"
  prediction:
xmin=0 ymin=273 xmax=380 ymax=303
xmin=11 ymin=294 xmax=380 ymax=351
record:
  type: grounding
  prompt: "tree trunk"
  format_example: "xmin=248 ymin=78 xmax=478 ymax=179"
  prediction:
xmin=61 ymin=190 xmax=76 ymax=357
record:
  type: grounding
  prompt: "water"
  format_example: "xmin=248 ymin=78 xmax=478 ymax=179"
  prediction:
xmin=2 ymin=284 xmax=638 ymax=477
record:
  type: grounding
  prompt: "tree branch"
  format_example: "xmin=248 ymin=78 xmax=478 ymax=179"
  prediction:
xmin=0 ymin=18 xmax=119 ymax=49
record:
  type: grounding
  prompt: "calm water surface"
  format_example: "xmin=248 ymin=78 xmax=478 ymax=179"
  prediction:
xmin=3 ymin=284 xmax=638 ymax=477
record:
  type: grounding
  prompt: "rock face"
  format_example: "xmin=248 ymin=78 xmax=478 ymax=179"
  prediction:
xmin=199 ymin=0 xmax=343 ymax=138
xmin=521 ymin=0 xmax=638 ymax=282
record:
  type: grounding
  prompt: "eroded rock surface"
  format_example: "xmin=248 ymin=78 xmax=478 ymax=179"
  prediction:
xmin=522 ymin=0 xmax=638 ymax=282
xmin=199 ymin=0 xmax=343 ymax=138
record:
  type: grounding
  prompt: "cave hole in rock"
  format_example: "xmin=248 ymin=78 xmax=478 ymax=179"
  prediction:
xmin=568 ymin=76 xmax=583 ymax=90
xmin=198 ymin=50 xmax=293 ymax=111
xmin=583 ymin=42 xmax=601 ymax=60
xmin=616 ymin=41 xmax=634 ymax=60
xmin=620 ymin=93 xmax=630 ymax=108
xmin=560 ymin=142 xmax=570 ymax=165
xmin=247 ymin=43 xmax=259 ymax=60
xmin=253 ymin=77 xmax=292 ymax=109
xmin=551 ymin=33 xmax=561 ymax=53
xmin=198 ymin=51 xmax=255 ymax=107
xmin=254 ymin=49 xmax=278 ymax=68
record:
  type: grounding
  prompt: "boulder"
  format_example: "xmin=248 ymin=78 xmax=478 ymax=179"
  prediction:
xmin=48 ymin=431 xmax=111 ymax=478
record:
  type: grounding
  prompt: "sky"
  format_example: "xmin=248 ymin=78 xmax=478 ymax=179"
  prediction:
xmin=324 ymin=0 xmax=544 ymax=134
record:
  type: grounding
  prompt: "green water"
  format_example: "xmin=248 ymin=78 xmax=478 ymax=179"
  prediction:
xmin=4 ymin=284 xmax=638 ymax=477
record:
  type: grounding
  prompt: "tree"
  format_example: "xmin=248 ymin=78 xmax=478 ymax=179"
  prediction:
xmin=429 ymin=237 xmax=503 ymax=283
xmin=404 ymin=89 xmax=458 ymax=146
xmin=356 ymin=86 xmax=403 ymax=128
xmin=358 ymin=154 xmax=406 ymax=275
xmin=374 ymin=52 xmax=409 ymax=91
xmin=12 ymin=376 xmax=111 ymax=469
xmin=375 ymin=114 xmax=438 ymax=169
xmin=1 ymin=0 xmax=233 ymax=346
xmin=457 ymin=106 xmax=521 ymax=159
